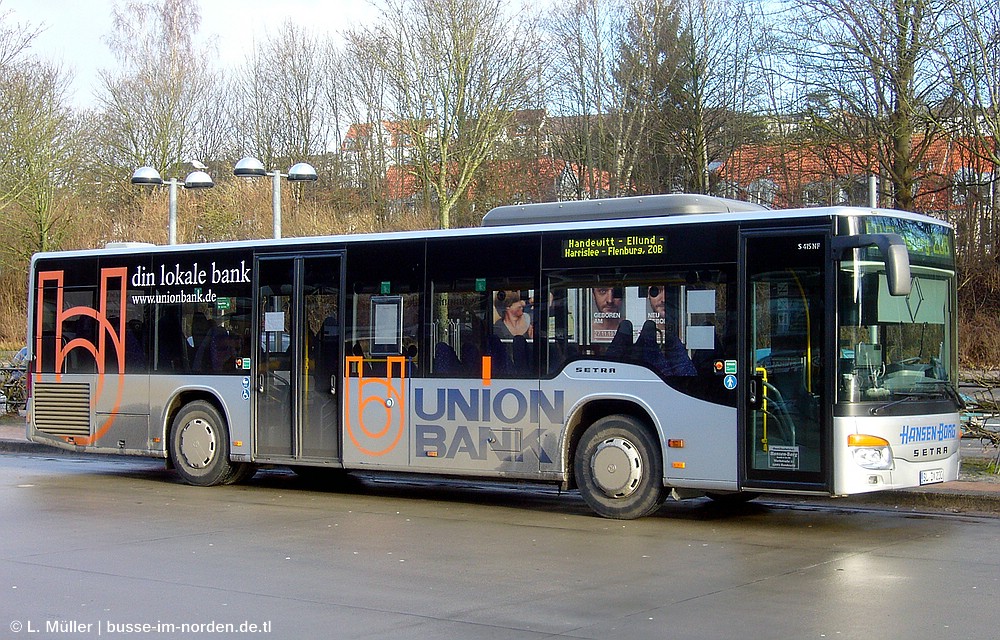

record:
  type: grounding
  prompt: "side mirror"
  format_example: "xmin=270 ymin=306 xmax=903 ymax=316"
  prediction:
xmin=832 ymin=233 xmax=911 ymax=296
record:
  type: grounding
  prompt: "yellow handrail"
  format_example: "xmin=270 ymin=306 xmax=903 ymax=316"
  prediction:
xmin=756 ymin=365 xmax=769 ymax=452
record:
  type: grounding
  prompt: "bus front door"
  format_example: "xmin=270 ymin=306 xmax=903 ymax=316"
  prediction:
xmin=255 ymin=254 xmax=343 ymax=462
xmin=742 ymin=231 xmax=829 ymax=492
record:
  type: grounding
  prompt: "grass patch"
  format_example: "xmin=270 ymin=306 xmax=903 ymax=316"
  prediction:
xmin=961 ymin=456 xmax=1000 ymax=477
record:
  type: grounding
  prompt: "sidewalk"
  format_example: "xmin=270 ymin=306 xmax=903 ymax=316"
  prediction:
xmin=2 ymin=414 xmax=998 ymax=514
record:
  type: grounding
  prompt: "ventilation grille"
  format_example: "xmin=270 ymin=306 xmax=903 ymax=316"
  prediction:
xmin=33 ymin=382 xmax=92 ymax=437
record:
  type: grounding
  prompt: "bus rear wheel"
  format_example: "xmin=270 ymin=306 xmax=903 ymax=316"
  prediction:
xmin=169 ymin=401 xmax=243 ymax=486
xmin=574 ymin=414 xmax=664 ymax=519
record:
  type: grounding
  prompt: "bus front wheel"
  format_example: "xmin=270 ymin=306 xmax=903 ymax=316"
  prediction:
xmin=574 ymin=415 xmax=664 ymax=519
xmin=169 ymin=401 xmax=242 ymax=486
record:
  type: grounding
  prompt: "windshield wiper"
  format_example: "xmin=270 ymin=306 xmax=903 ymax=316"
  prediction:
xmin=869 ymin=381 xmax=965 ymax=415
xmin=914 ymin=379 xmax=966 ymax=409
xmin=869 ymin=393 xmax=924 ymax=415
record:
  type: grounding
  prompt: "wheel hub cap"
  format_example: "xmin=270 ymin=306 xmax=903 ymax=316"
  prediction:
xmin=179 ymin=418 xmax=216 ymax=469
xmin=591 ymin=437 xmax=643 ymax=498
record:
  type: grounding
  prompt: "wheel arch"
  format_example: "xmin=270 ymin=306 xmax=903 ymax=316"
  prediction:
xmin=161 ymin=389 xmax=230 ymax=469
xmin=564 ymin=397 xmax=662 ymax=490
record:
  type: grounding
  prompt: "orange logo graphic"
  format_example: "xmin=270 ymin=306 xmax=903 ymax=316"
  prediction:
xmin=36 ymin=268 xmax=128 ymax=445
xmin=344 ymin=355 xmax=407 ymax=456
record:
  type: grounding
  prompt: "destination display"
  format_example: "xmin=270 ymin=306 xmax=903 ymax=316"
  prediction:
xmin=562 ymin=234 xmax=666 ymax=259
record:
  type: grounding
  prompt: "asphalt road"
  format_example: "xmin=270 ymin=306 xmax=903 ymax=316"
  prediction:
xmin=2 ymin=453 xmax=999 ymax=639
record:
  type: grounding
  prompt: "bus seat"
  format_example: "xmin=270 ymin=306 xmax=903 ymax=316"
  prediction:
xmin=193 ymin=325 xmax=236 ymax=373
xmin=434 ymin=342 xmax=461 ymax=375
xmin=605 ymin=320 xmax=634 ymax=361
xmin=547 ymin=340 xmax=580 ymax=375
xmin=157 ymin=310 xmax=189 ymax=371
xmin=635 ymin=320 xmax=696 ymax=377
xmin=460 ymin=341 xmax=481 ymax=376
xmin=511 ymin=335 xmax=530 ymax=374
xmin=485 ymin=334 xmax=509 ymax=375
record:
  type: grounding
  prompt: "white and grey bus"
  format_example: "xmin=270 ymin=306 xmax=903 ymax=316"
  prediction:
xmin=26 ymin=194 xmax=961 ymax=518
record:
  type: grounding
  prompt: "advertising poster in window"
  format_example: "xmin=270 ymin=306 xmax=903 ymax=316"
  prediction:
xmin=492 ymin=290 xmax=534 ymax=340
xmin=589 ymin=287 xmax=622 ymax=343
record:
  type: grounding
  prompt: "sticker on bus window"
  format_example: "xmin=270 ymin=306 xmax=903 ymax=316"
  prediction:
xmin=768 ymin=446 xmax=800 ymax=470
xmin=265 ymin=311 xmax=284 ymax=332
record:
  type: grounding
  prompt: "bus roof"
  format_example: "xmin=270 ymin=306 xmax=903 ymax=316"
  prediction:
xmin=481 ymin=194 xmax=768 ymax=226
xmin=30 ymin=198 xmax=952 ymax=262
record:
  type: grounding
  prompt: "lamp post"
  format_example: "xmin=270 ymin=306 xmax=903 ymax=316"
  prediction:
xmin=131 ymin=166 xmax=214 ymax=245
xmin=233 ymin=157 xmax=318 ymax=240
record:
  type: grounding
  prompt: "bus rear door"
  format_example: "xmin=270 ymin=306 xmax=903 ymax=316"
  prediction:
xmin=255 ymin=254 xmax=343 ymax=462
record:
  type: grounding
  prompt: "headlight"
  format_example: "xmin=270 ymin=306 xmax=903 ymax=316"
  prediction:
xmin=848 ymin=434 xmax=893 ymax=470
xmin=852 ymin=446 xmax=892 ymax=470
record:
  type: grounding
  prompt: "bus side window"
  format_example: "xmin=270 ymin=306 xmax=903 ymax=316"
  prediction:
xmin=155 ymin=306 xmax=189 ymax=372
xmin=61 ymin=289 xmax=99 ymax=374
xmin=347 ymin=291 xmax=421 ymax=377
xmin=430 ymin=283 xmax=536 ymax=378
xmin=545 ymin=281 xmax=628 ymax=371
xmin=429 ymin=288 xmax=489 ymax=378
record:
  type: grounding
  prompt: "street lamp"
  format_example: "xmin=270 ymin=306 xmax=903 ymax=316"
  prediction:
xmin=131 ymin=166 xmax=214 ymax=245
xmin=233 ymin=157 xmax=318 ymax=240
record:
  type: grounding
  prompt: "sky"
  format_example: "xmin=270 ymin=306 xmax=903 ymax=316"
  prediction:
xmin=3 ymin=0 xmax=378 ymax=109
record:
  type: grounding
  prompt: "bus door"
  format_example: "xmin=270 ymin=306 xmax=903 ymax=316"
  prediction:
xmin=255 ymin=254 xmax=343 ymax=462
xmin=741 ymin=231 xmax=829 ymax=491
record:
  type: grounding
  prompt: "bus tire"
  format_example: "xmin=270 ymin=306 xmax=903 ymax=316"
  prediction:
xmin=169 ymin=401 xmax=240 ymax=487
xmin=226 ymin=463 xmax=258 ymax=485
xmin=574 ymin=414 xmax=664 ymax=519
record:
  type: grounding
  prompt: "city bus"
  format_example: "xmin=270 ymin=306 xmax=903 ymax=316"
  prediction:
xmin=25 ymin=194 xmax=962 ymax=519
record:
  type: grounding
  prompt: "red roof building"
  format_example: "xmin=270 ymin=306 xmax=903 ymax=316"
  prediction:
xmin=717 ymin=137 xmax=997 ymax=216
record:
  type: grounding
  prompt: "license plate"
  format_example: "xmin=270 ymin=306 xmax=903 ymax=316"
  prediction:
xmin=919 ymin=469 xmax=945 ymax=485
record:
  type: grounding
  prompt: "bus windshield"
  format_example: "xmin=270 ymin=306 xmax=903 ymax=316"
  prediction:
xmin=838 ymin=240 xmax=956 ymax=405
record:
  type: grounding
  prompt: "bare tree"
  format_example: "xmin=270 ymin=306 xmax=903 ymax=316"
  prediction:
xmin=549 ymin=0 xmax=678 ymax=197
xmin=337 ymin=34 xmax=395 ymax=219
xmin=346 ymin=0 xmax=544 ymax=228
xmin=946 ymin=0 xmax=1000 ymax=163
xmin=944 ymin=0 xmax=1000 ymax=199
xmin=782 ymin=0 xmax=958 ymax=211
xmin=231 ymin=21 xmax=332 ymax=169
xmin=548 ymin=0 xmax=769 ymax=197
xmin=607 ymin=0 xmax=684 ymax=196
xmin=0 ymin=2 xmax=39 ymax=69
xmin=936 ymin=0 xmax=1000 ymax=314
xmin=668 ymin=0 xmax=770 ymax=194
xmin=0 ymin=3 xmax=42 ymax=209
xmin=0 ymin=11 xmax=84 ymax=258
xmin=319 ymin=44 xmax=351 ymax=193
xmin=0 ymin=60 xmax=82 ymax=257
xmin=94 ymin=0 xmax=218 ymax=176
xmin=547 ymin=0 xmax=620 ymax=198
